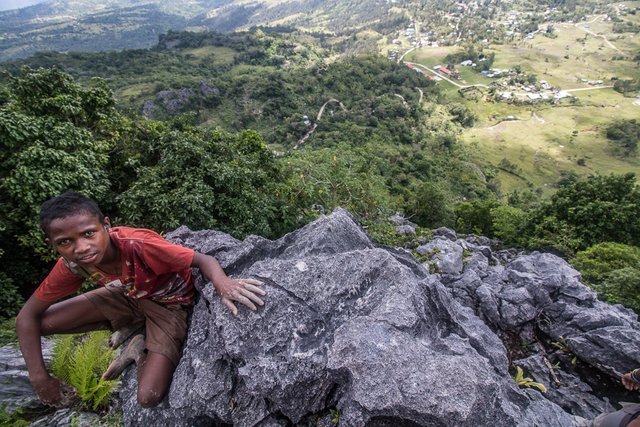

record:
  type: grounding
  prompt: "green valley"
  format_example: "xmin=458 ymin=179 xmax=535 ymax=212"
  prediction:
xmin=1 ymin=0 xmax=639 ymax=322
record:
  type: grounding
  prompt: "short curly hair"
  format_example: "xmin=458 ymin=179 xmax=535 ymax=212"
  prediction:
xmin=40 ymin=191 xmax=105 ymax=236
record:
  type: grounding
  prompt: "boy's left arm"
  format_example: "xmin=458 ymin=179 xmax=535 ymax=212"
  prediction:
xmin=191 ymin=252 xmax=265 ymax=316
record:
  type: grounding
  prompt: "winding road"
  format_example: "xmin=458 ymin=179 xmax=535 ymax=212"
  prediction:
xmin=294 ymin=99 xmax=346 ymax=149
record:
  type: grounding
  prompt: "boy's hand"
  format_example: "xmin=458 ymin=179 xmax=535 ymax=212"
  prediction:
xmin=622 ymin=372 xmax=640 ymax=391
xmin=213 ymin=278 xmax=265 ymax=316
xmin=32 ymin=375 xmax=77 ymax=407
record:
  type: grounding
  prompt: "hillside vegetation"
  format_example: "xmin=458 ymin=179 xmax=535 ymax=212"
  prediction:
xmin=1 ymin=0 xmax=639 ymax=323
xmin=0 ymin=0 xmax=404 ymax=61
xmin=1 ymin=28 xmax=639 ymax=321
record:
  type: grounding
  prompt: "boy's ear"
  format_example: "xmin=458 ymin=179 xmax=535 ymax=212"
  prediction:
xmin=103 ymin=217 xmax=112 ymax=230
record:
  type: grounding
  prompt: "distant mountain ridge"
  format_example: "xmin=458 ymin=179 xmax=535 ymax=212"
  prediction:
xmin=0 ymin=0 xmax=402 ymax=61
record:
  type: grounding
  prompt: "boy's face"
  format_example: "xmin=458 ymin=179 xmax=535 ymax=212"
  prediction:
xmin=46 ymin=212 xmax=114 ymax=268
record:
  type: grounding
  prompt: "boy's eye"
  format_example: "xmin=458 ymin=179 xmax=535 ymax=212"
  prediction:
xmin=84 ymin=231 xmax=95 ymax=237
xmin=57 ymin=239 xmax=71 ymax=246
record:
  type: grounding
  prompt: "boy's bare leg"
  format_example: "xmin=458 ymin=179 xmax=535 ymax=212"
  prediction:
xmin=136 ymin=351 xmax=177 ymax=408
xmin=40 ymin=294 xmax=111 ymax=335
xmin=18 ymin=294 xmax=111 ymax=407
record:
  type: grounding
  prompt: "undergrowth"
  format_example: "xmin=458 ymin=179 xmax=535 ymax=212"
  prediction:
xmin=364 ymin=219 xmax=432 ymax=251
xmin=0 ymin=406 xmax=29 ymax=427
xmin=0 ymin=318 xmax=17 ymax=346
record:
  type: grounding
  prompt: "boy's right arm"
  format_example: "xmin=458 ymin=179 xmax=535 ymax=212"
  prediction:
xmin=16 ymin=295 xmax=69 ymax=406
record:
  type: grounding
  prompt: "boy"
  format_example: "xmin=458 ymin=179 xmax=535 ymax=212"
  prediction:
xmin=16 ymin=191 xmax=266 ymax=408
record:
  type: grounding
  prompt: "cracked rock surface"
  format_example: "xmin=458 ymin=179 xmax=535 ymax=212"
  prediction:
xmin=120 ymin=209 xmax=639 ymax=426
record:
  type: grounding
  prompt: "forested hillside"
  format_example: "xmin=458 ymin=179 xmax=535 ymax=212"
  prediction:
xmin=0 ymin=0 xmax=405 ymax=61
xmin=1 ymin=28 xmax=639 ymax=329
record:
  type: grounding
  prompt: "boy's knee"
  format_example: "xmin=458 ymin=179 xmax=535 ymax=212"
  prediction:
xmin=137 ymin=388 xmax=164 ymax=408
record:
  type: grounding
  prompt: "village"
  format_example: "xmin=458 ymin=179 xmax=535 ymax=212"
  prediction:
xmin=400 ymin=51 xmax=577 ymax=106
xmin=383 ymin=0 xmax=636 ymax=106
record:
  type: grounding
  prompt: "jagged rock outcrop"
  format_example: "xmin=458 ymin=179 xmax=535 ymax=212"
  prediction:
xmin=118 ymin=208 xmax=640 ymax=426
xmin=4 ymin=209 xmax=638 ymax=426
xmin=414 ymin=229 xmax=640 ymax=420
xmin=0 ymin=340 xmax=101 ymax=425
xmin=0 ymin=340 xmax=53 ymax=414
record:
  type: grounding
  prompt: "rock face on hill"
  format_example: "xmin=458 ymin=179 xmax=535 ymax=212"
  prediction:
xmin=117 ymin=209 xmax=639 ymax=426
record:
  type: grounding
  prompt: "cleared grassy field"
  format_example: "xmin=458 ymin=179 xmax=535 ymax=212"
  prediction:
xmin=488 ymin=20 xmax=639 ymax=88
xmin=398 ymin=8 xmax=640 ymax=198
xmin=181 ymin=46 xmax=237 ymax=65
xmin=463 ymin=90 xmax=640 ymax=196
xmin=116 ymin=83 xmax=157 ymax=101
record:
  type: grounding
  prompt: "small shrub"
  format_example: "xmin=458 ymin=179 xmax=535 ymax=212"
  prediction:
xmin=0 ymin=406 xmax=29 ymax=427
xmin=330 ymin=408 xmax=340 ymax=424
xmin=571 ymin=243 xmax=640 ymax=313
xmin=601 ymin=267 xmax=640 ymax=313
xmin=364 ymin=219 xmax=432 ymax=250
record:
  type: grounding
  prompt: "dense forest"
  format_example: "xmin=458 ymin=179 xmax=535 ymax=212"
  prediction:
xmin=1 ymin=29 xmax=639 ymax=321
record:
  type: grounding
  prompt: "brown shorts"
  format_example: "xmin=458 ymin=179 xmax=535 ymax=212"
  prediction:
xmin=83 ymin=284 xmax=190 ymax=366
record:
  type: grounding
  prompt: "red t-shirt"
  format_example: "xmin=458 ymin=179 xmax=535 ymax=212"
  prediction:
xmin=35 ymin=226 xmax=196 ymax=305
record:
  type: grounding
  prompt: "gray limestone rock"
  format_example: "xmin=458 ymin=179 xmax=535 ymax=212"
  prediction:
xmin=438 ymin=247 xmax=640 ymax=422
xmin=394 ymin=224 xmax=416 ymax=235
xmin=515 ymin=354 xmax=612 ymax=419
xmin=416 ymin=238 xmax=464 ymax=275
xmin=8 ymin=210 xmax=637 ymax=426
xmin=432 ymin=227 xmax=457 ymax=241
xmin=0 ymin=339 xmax=54 ymax=414
xmin=388 ymin=213 xmax=416 ymax=227
xmin=120 ymin=209 xmax=573 ymax=426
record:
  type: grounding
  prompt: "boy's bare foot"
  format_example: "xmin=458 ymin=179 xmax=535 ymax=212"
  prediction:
xmin=102 ymin=334 xmax=146 ymax=381
xmin=108 ymin=321 xmax=144 ymax=349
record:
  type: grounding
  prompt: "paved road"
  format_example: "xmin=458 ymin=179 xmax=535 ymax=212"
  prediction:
xmin=402 ymin=57 xmax=614 ymax=95
xmin=403 ymin=61 xmax=490 ymax=89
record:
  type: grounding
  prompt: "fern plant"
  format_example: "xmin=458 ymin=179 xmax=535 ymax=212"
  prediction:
xmin=512 ymin=366 xmax=547 ymax=393
xmin=330 ymin=408 xmax=340 ymax=424
xmin=51 ymin=331 xmax=118 ymax=410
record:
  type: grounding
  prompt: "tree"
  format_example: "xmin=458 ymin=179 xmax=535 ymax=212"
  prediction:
xmin=571 ymin=242 xmax=640 ymax=283
xmin=571 ymin=242 xmax=640 ymax=313
xmin=411 ymin=181 xmax=455 ymax=228
xmin=0 ymin=67 xmax=116 ymax=303
xmin=601 ymin=267 xmax=640 ymax=313
xmin=525 ymin=173 xmax=640 ymax=255
xmin=116 ymin=126 xmax=290 ymax=238
xmin=613 ymin=79 xmax=639 ymax=95
xmin=447 ymin=103 xmax=476 ymax=128
xmin=491 ymin=205 xmax=527 ymax=246
xmin=455 ymin=199 xmax=500 ymax=236
xmin=283 ymin=144 xmax=395 ymax=221
xmin=605 ymin=119 xmax=639 ymax=157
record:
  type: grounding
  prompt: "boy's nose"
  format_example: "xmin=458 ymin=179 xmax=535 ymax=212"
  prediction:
xmin=75 ymin=239 xmax=91 ymax=253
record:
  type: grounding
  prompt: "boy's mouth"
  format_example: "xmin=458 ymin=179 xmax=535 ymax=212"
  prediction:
xmin=77 ymin=253 xmax=98 ymax=264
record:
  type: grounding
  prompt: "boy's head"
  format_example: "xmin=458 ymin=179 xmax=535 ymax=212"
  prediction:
xmin=40 ymin=191 xmax=105 ymax=237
